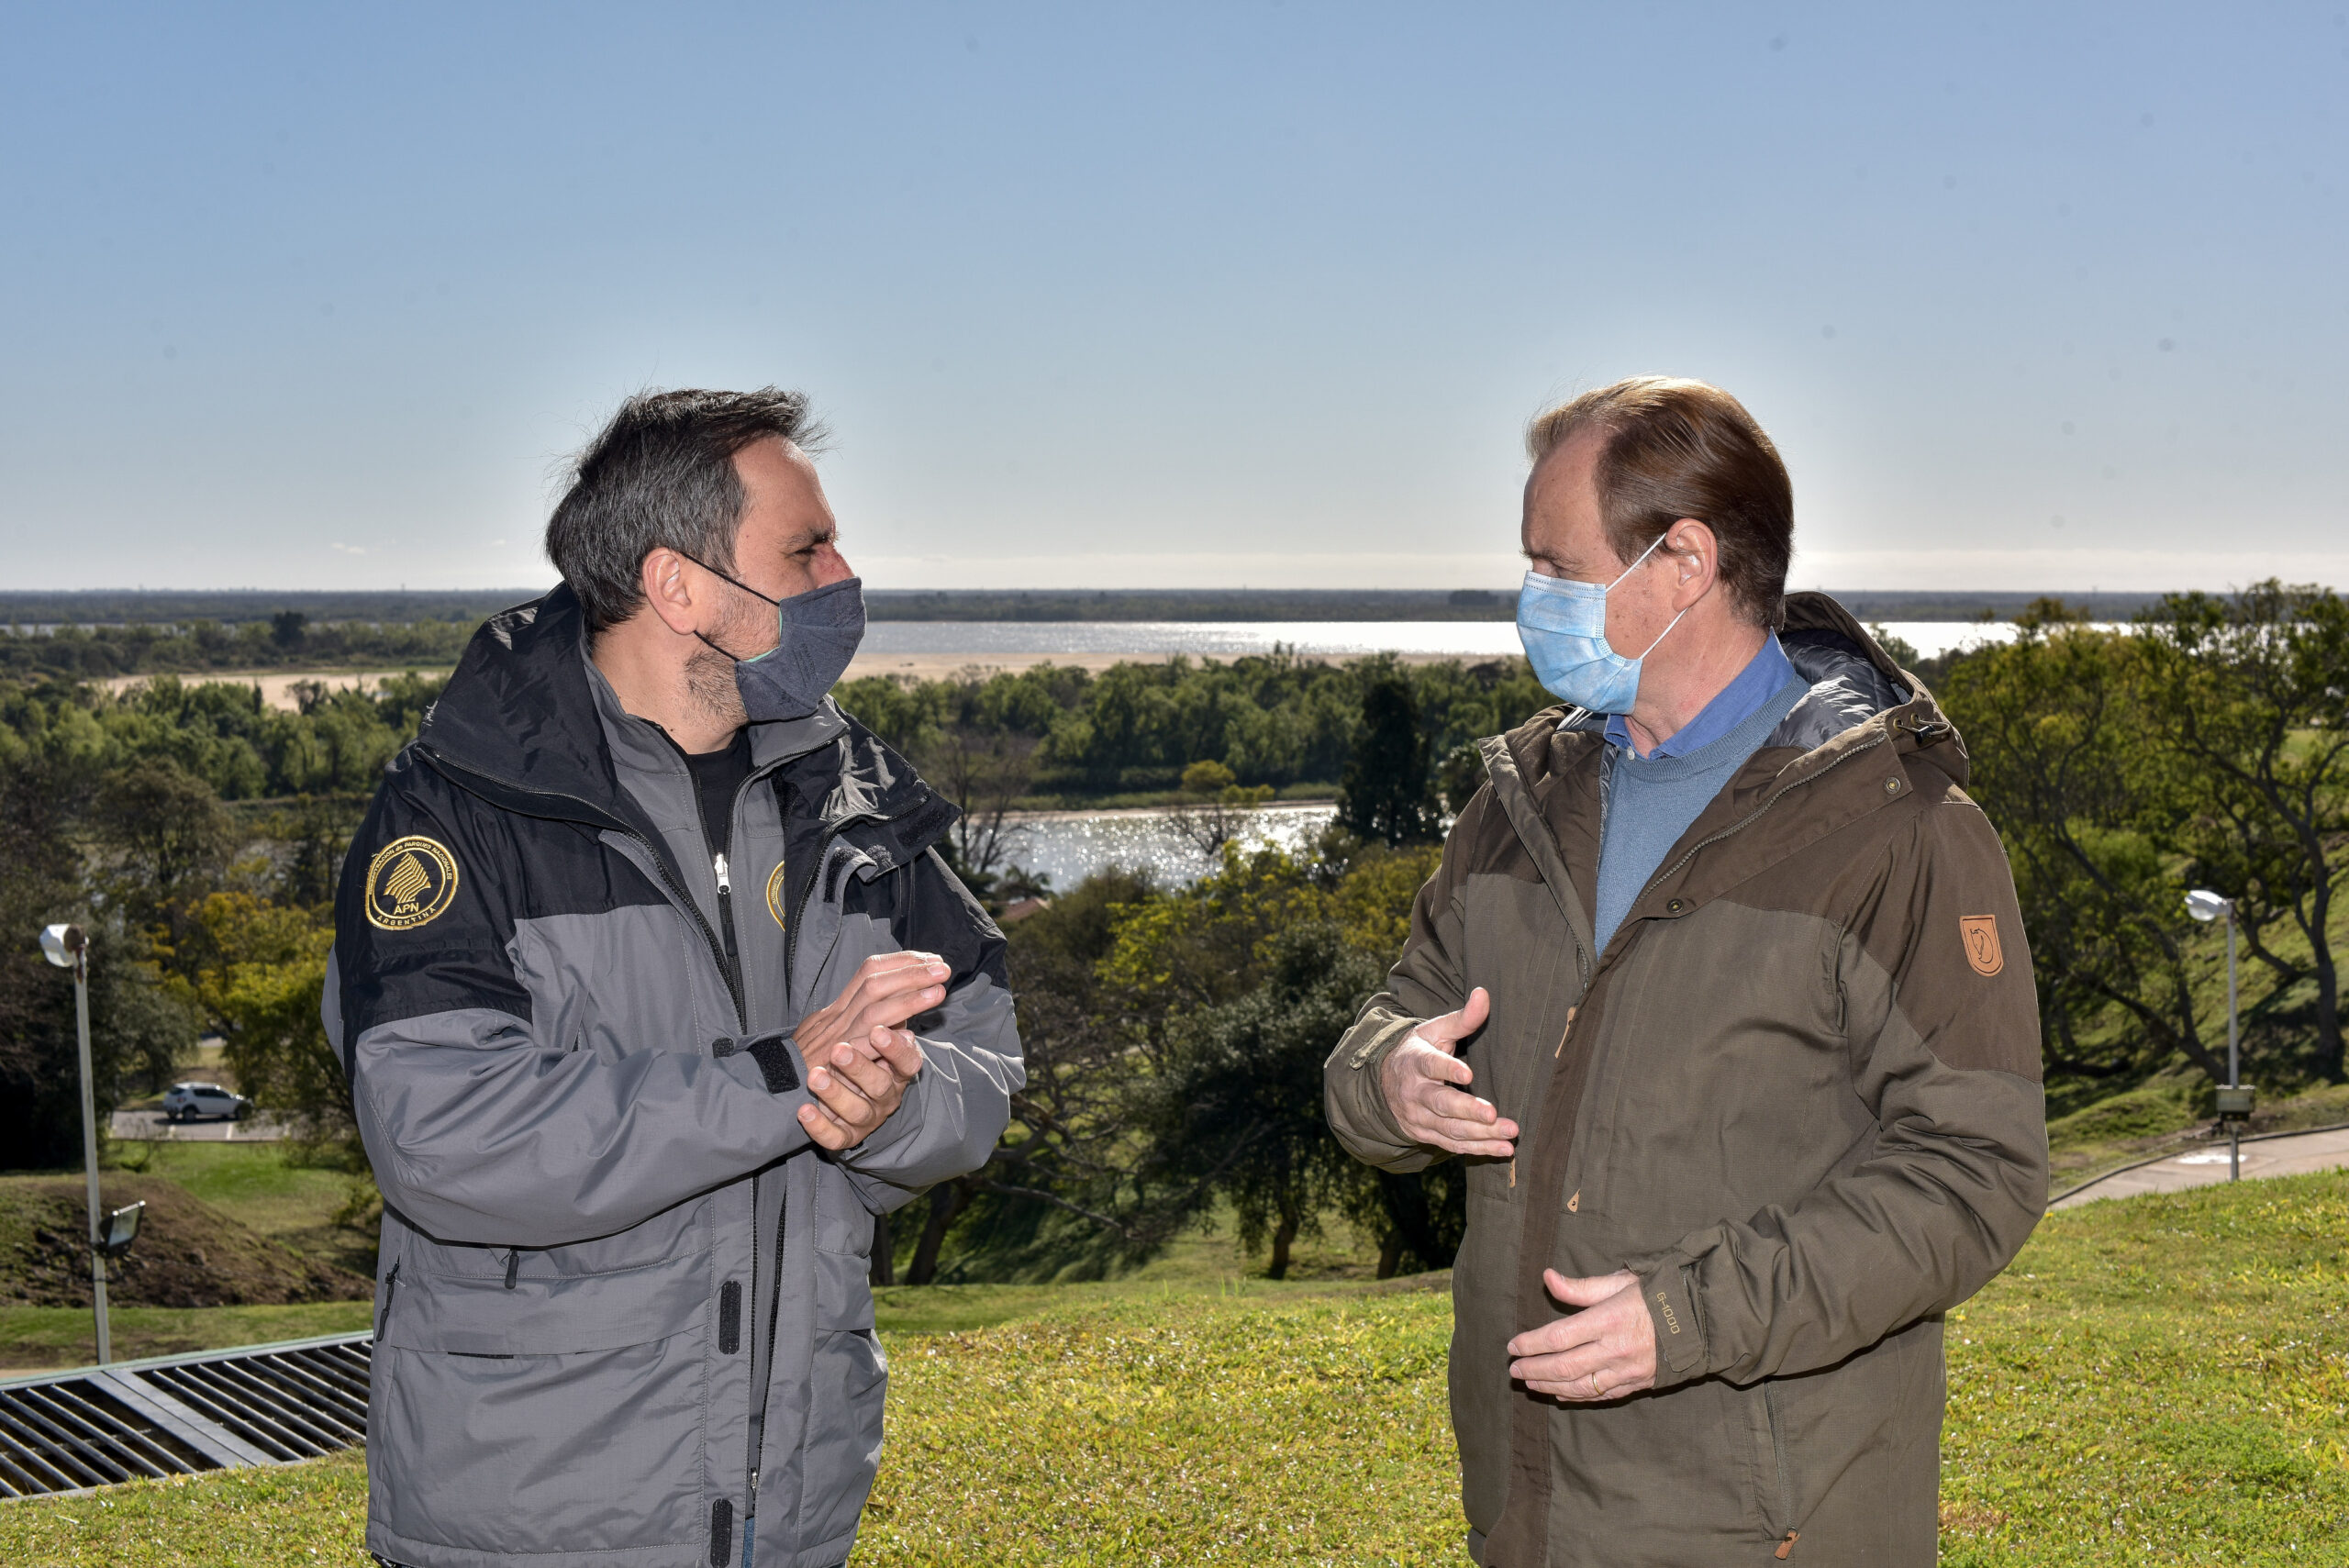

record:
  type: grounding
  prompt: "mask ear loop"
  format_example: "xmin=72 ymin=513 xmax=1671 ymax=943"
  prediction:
xmin=1602 ymin=531 xmax=1671 ymax=592
xmin=1613 ymin=529 xmax=1708 ymax=660
xmin=673 ymin=550 xmax=781 ymax=665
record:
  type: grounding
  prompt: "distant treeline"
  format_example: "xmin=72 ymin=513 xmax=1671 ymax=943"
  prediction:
xmin=0 ymin=617 xmax=477 ymax=680
xmin=838 ymin=651 xmax=1552 ymax=806
xmin=2 ymin=584 xmax=2183 ymax=633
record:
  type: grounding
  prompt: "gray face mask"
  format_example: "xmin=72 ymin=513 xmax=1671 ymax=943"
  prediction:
xmin=682 ymin=556 xmax=867 ymax=721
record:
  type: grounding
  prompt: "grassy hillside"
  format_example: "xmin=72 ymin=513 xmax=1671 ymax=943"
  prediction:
xmin=3 ymin=1173 xmax=2342 ymax=1565
xmin=2046 ymin=1082 xmax=2349 ymax=1197
xmin=0 ymin=1143 xmax=374 ymax=1371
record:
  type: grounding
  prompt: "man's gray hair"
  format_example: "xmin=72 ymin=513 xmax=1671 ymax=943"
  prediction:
xmin=545 ymin=387 xmax=829 ymax=633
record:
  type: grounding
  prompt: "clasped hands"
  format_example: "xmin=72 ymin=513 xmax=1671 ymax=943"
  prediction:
xmin=788 ymin=951 xmax=944 ymax=1151
xmin=1380 ymin=985 xmax=1658 ymax=1402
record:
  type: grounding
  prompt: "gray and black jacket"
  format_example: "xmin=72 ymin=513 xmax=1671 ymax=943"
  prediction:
xmin=325 ymin=584 xmax=1021 ymax=1568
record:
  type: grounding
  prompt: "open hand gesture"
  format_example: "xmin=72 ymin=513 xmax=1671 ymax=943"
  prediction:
xmin=1378 ymin=986 xmax=1518 ymax=1159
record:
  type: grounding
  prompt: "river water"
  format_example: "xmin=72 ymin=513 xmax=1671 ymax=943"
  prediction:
xmin=861 ymin=619 xmax=2041 ymax=663
xmin=1003 ymin=803 xmax=1340 ymax=891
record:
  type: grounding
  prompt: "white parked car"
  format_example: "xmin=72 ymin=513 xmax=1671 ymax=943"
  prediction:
xmin=162 ymin=1082 xmax=251 ymax=1123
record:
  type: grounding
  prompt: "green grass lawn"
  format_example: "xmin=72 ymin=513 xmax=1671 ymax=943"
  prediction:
xmin=1937 ymin=1171 xmax=2349 ymax=1566
xmin=5 ymin=1176 xmax=2343 ymax=1565
xmin=0 ymin=1301 xmax=376 ymax=1373
xmin=109 ymin=1142 xmax=359 ymax=1241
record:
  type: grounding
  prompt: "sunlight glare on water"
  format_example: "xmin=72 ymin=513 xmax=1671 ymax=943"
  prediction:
xmin=861 ymin=620 xmax=2058 ymax=664
xmin=1007 ymin=804 xmax=1338 ymax=891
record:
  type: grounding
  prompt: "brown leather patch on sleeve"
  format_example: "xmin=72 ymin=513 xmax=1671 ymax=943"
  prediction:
xmin=1959 ymin=915 xmax=2004 ymax=976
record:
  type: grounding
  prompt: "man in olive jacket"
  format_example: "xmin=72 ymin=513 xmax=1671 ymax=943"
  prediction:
xmin=1325 ymin=378 xmax=2047 ymax=1565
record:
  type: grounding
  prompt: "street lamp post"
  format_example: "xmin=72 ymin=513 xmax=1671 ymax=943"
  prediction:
xmin=39 ymin=922 xmax=112 ymax=1362
xmin=2185 ymin=891 xmax=2252 ymax=1180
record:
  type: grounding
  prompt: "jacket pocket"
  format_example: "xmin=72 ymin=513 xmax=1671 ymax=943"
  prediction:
xmin=813 ymin=1162 xmax=877 ymax=1256
xmin=802 ymin=1253 xmax=888 ymax=1551
xmin=372 ymin=1251 xmax=713 ymax=1556
xmin=1744 ymin=1340 xmax=1921 ymax=1548
xmin=378 ymin=1251 xmax=708 ymax=1356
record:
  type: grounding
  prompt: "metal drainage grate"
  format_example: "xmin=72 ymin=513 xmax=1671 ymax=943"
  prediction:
xmin=0 ymin=1331 xmax=371 ymax=1500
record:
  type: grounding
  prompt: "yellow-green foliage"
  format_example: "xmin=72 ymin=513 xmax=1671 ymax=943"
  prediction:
xmin=6 ymin=1177 xmax=2343 ymax=1565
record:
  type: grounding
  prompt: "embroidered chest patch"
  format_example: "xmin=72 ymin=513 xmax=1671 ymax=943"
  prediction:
xmin=766 ymin=859 xmax=789 ymax=929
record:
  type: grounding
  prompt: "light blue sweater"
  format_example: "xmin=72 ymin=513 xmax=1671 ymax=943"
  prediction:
xmin=1592 ymin=640 xmax=1808 ymax=953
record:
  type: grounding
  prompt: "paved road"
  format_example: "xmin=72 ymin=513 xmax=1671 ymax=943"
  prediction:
xmin=109 ymin=1108 xmax=286 ymax=1142
xmin=2051 ymin=1125 xmax=2349 ymax=1210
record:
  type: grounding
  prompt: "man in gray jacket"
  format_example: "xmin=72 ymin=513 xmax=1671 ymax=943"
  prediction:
xmin=327 ymin=388 xmax=1021 ymax=1568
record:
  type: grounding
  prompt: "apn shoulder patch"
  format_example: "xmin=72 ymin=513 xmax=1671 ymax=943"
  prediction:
xmin=1959 ymin=914 xmax=2003 ymax=976
xmin=366 ymin=836 xmax=461 ymax=930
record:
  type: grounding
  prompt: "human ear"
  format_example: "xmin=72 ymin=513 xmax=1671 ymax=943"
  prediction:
xmin=640 ymin=549 xmax=704 ymax=637
xmin=1667 ymin=521 xmax=1718 ymax=606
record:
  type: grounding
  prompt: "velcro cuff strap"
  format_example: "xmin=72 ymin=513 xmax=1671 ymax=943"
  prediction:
xmin=741 ymin=1031 xmax=802 ymax=1094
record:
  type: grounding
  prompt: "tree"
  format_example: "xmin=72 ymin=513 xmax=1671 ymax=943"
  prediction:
xmin=87 ymin=758 xmax=239 ymax=978
xmin=1145 ymin=922 xmax=1384 ymax=1277
xmin=918 ymin=723 xmax=1037 ymax=904
xmin=898 ymin=867 xmax=1171 ymax=1284
xmin=1165 ymin=760 xmax=1275 ymax=856
xmin=195 ymin=891 xmax=352 ymax=1161
xmin=0 ymin=759 xmax=195 ymax=1162
xmin=2135 ymin=583 xmax=2349 ymax=1083
xmin=1943 ymin=610 xmax=2230 ymax=1089
xmin=1335 ymin=674 xmax=1440 ymax=847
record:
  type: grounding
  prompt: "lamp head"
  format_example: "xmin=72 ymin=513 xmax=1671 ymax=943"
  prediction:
xmin=2185 ymin=889 xmax=2232 ymax=925
xmin=39 ymin=923 xmax=85 ymax=969
xmin=96 ymin=1199 xmax=145 ymax=1258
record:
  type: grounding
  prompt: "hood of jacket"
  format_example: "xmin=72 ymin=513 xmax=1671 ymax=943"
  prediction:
xmin=1509 ymin=589 xmax=1966 ymax=799
xmin=407 ymin=582 xmax=956 ymax=876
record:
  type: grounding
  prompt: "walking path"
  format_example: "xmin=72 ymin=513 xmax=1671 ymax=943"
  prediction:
xmin=108 ymin=1108 xmax=286 ymax=1142
xmin=2049 ymin=1124 xmax=2349 ymax=1210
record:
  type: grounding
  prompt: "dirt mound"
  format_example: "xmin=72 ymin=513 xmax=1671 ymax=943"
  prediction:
xmin=0 ymin=1175 xmax=373 ymax=1308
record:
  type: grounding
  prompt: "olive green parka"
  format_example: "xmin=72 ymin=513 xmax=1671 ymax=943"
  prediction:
xmin=1325 ymin=595 xmax=2047 ymax=1565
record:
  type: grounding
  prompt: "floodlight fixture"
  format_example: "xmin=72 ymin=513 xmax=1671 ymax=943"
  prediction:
xmin=39 ymin=922 xmax=85 ymax=968
xmin=96 ymin=1200 xmax=145 ymax=1260
xmin=2184 ymin=889 xmax=2232 ymax=924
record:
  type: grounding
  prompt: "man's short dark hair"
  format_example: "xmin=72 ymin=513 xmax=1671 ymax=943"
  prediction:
xmin=1526 ymin=377 xmax=1794 ymax=629
xmin=545 ymin=387 xmax=828 ymax=633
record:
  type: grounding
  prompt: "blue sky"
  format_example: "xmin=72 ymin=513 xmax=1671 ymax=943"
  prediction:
xmin=4 ymin=3 xmax=2343 ymax=593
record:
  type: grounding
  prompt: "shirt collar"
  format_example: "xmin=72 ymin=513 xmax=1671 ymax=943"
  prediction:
xmin=1605 ymin=632 xmax=1798 ymax=761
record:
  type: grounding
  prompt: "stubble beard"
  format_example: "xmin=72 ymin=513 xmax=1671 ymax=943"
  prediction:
xmin=684 ymin=647 xmax=751 ymax=731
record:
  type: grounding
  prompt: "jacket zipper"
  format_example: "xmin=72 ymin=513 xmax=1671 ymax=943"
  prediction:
xmin=424 ymin=744 xmax=933 ymax=1558
xmin=417 ymin=748 xmax=749 ymax=1033
xmin=375 ymin=1263 xmax=400 ymax=1339
xmin=1765 ymin=1382 xmax=1797 ymax=1551
xmin=714 ymin=851 xmax=743 ymax=1020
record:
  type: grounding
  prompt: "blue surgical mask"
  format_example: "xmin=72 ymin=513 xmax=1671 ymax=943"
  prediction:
xmin=683 ymin=556 xmax=867 ymax=721
xmin=1515 ymin=533 xmax=1686 ymax=715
